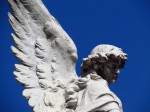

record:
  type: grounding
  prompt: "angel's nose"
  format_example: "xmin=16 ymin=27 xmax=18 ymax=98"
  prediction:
xmin=116 ymin=70 xmax=120 ymax=74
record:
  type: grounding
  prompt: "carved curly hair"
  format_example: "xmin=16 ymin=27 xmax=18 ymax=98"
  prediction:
xmin=81 ymin=44 xmax=128 ymax=77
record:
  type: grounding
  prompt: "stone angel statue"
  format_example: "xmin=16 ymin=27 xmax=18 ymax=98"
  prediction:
xmin=8 ymin=0 xmax=128 ymax=112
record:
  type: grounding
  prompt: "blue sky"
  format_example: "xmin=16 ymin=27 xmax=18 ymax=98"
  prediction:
xmin=0 ymin=0 xmax=150 ymax=112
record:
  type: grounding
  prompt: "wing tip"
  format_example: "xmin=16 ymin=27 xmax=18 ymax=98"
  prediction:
xmin=11 ymin=33 xmax=16 ymax=39
xmin=8 ymin=12 xmax=13 ymax=19
xmin=11 ymin=45 xmax=16 ymax=52
xmin=11 ymin=46 xmax=20 ymax=56
xmin=8 ymin=12 xmax=11 ymax=16
xmin=13 ymin=71 xmax=19 ymax=77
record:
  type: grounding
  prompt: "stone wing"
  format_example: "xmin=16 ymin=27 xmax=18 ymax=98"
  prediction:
xmin=8 ymin=0 xmax=78 ymax=111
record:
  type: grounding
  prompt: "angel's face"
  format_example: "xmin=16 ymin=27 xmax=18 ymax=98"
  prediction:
xmin=103 ymin=62 xmax=120 ymax=84
xmin=93 ymin=60 xmax=120 ymax=84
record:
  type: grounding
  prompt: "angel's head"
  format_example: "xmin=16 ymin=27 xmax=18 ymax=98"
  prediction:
xmin=81 ymin=44 xmax=128 ymax=84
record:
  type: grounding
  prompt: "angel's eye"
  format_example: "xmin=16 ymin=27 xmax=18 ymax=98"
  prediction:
xmin=109 ymin=63 xmax=118 ymax=71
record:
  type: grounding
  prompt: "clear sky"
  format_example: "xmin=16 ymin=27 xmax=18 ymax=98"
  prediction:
xmin=0 ymin=0 xmax=150 ymax=112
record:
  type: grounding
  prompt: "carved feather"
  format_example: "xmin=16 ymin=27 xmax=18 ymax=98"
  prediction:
xmin=8 ymin=0 xmax=78 ymax=111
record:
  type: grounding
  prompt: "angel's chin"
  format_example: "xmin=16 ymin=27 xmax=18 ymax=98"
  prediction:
xmin=111 ymin=79 xmax=116 ymax=83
